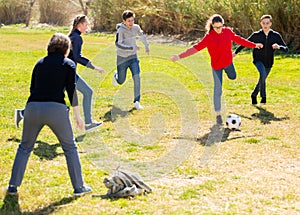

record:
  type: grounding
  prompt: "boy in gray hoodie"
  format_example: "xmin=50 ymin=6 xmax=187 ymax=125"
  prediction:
xmin=113 ymin=10 xmax=149 ymax=110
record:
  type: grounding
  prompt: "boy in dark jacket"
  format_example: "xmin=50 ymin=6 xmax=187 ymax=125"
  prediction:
xmin=234 ymin=15 xmax=288 ymax=105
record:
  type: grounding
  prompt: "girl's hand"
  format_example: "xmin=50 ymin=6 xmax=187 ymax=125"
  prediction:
xmin=170 ymin=54 xmax=180 ymax=62
xmin=95 ymin=66 xmax=104 ymax=74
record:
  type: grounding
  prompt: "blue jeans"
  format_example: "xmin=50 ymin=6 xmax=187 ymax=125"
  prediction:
xmin=76 ymin=74 xmax=93 ymax=124
xmin=9 ymin=102 xmax=84 ymax=189
xmin=19 ymin=75 xmax=94 ymax=125
xmin=212 ymin=63 xmax=236 ymax=112
xmin=252 ymin=61 xmax=271 ymax=98
xmin=116 ymin=55 xmax=141 ymax=102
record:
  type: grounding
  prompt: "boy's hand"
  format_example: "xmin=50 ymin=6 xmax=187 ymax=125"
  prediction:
xmin=272 ymin=43 xmax=280 ymax=49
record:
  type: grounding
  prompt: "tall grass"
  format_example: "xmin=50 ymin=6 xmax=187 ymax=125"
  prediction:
xmin=0 ymin=25 xmax=299 ymax=215
xmin=89 ymin=0 xmax=300 ymax=51
xmin=0 ymin=0 xmax=299 ymax=50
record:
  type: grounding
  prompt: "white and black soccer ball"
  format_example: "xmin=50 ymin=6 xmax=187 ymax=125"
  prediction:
xmin=226 ymin=114 xmax=241 ymax=130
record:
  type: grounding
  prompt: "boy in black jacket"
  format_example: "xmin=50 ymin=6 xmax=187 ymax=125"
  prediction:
xmin=234 ymin=14 xmax=288 ymax=105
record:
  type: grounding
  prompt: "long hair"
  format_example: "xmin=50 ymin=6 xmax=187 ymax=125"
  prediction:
xmin=68 ymin=14 xmax=89 ymax=36
xmin=205 ymin=14 xmax=224 ymax=33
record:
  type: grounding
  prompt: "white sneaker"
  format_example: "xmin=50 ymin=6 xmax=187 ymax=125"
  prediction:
xmin=134 ymin=101 xmax=143 ymax=110
xmin=112 ymin=71 xmax=118 ymax=87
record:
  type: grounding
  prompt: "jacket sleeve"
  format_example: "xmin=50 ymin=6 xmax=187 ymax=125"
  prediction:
xmin=232 ymin=30 xmax=256 ymax=49
xmin=65 ymin=61 xmax=79 ymax=107
xmin=234 ymin=33 xmax=255 ymax=54
xmin=115 ymin=30 xmax=134 ymax=50
xmin=179 ymin=35 xmax=208 ymax=59
xmin=137 ymin=25 xmax=149 ymax=49
xmin=275 ymin=33 xmax=289 ymax=52
xmin=71 ymin=36 xmax=95 ymax=69
xmin=29 ymin=63 xmax=38 ymax=94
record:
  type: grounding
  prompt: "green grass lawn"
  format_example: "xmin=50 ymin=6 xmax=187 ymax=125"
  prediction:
xmin=0 ymin=25 xmax=299 ymax=215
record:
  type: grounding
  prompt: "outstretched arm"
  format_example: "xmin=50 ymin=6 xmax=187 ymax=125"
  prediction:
xmin=171 ymin=36 xmax=208 ymax=61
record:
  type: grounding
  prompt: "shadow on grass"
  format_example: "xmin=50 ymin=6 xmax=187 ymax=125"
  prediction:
xmin=251 ymin=105 xmax=290 ymax=124
xmin=0 ymin=193 xmax=21 ymax=214
xmin=33 ymin=141 xmax=63 ymax=160
xmin=8 ymin=138 xmax=86 ymax=160
xmin=197 ymin=124 xmax=233 ymax=146
xmin=7 ymin=138 xmax=63 ymax=160
xmin=75 ymin=105 xmax=134 ymax=142
xmin=103 ymin=105 xmax=134 ymax=123
xmin=0 ymin=192 xmax=74 ymax=215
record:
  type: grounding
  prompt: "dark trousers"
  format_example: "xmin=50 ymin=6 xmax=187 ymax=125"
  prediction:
xmin=252 ymin=61 xmax=271 ymax=98
xmin=9 ymin=102 xmax=84 ymax=189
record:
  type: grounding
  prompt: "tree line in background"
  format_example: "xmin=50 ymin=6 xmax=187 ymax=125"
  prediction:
xmin=0 ymin=0 xmax=299 ymax=52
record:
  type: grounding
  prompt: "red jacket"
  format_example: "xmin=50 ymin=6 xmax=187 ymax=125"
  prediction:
xmin=179 ymin=27 xmax=256 ymax=70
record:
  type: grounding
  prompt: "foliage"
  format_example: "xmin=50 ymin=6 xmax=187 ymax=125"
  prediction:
xmin=38 ymin=0 xmax=73 ymax=25
xmin=89 ymin=0 xmax=300 ymax=51
xmin=0 ymin=0 xmax=31 ymax=25
xmin=1 ymin=0 xmax=299 ymax=50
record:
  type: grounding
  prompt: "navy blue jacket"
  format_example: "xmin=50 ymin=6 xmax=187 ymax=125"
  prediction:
xmin=235 ymin=29 xmax=288 ymax=68
xmin=68 ymin=29 xmax=94 ymax=69
xmin=27 ymin=53 xmax=78 ymax=106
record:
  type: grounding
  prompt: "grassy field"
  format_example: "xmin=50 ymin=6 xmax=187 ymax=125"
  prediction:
xmin=0 ymin=25 xmax=299 ymax=215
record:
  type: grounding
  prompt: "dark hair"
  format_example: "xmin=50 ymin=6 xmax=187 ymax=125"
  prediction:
xmin=122 ymin=10 xmax=135 ymax=21
xmin=260 ymin=14 xmax=272 ymax=22
xmin=205 ymin=14 xmax=224 ymax=33
xmin=47 ymin=33 xmax=71 ymax=55
xmin=68 ymin=14 xmax=89 ymax=36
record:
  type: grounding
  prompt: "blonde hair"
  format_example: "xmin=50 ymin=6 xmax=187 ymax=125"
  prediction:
xmin=205 ymin=14 xmax=224 ymax=33
xmin=68 ymin=14 xmax=89 ymax=36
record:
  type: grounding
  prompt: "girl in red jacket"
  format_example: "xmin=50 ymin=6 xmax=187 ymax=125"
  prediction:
xmin=171 ymin=14 xmax=263 ymax=125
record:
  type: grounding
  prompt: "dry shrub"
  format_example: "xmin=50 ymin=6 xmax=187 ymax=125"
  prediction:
xmin=38 ymin=0 xmax=74 ymax=25
xmin=0 ymin=0 xmax=31 ymax=25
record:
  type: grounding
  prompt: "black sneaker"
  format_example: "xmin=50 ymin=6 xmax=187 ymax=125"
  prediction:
xmin=14 ymin=109 xmax=24 ymax=128
xmin=216 ymin=115 xmax=223 ymax=125
xmin=85 ymin=121 xmax=103 ymax=133
xmin=7 ymin=185 xmax=18 ymax=195
xmin=74 ymin=185 xmax=92 ymax=197
xmin=251 ymin=95 xmax=257 ymax=105
xmin=260 ymin=97 xmax=266 ymax=104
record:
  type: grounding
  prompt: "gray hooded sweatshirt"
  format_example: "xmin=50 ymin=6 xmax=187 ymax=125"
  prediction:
xmin=115 ymin=23 xmax=149 ymax=58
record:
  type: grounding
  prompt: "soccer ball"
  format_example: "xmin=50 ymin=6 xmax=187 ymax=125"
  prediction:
xmin=226 ymin=114 xmax=241 ymax=130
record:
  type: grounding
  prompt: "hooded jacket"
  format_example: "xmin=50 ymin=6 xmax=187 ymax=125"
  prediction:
xmin=179 ymin=27 xmax=257 ymax=70
xmin=115 ymin=23 xmax=149 ymax=58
